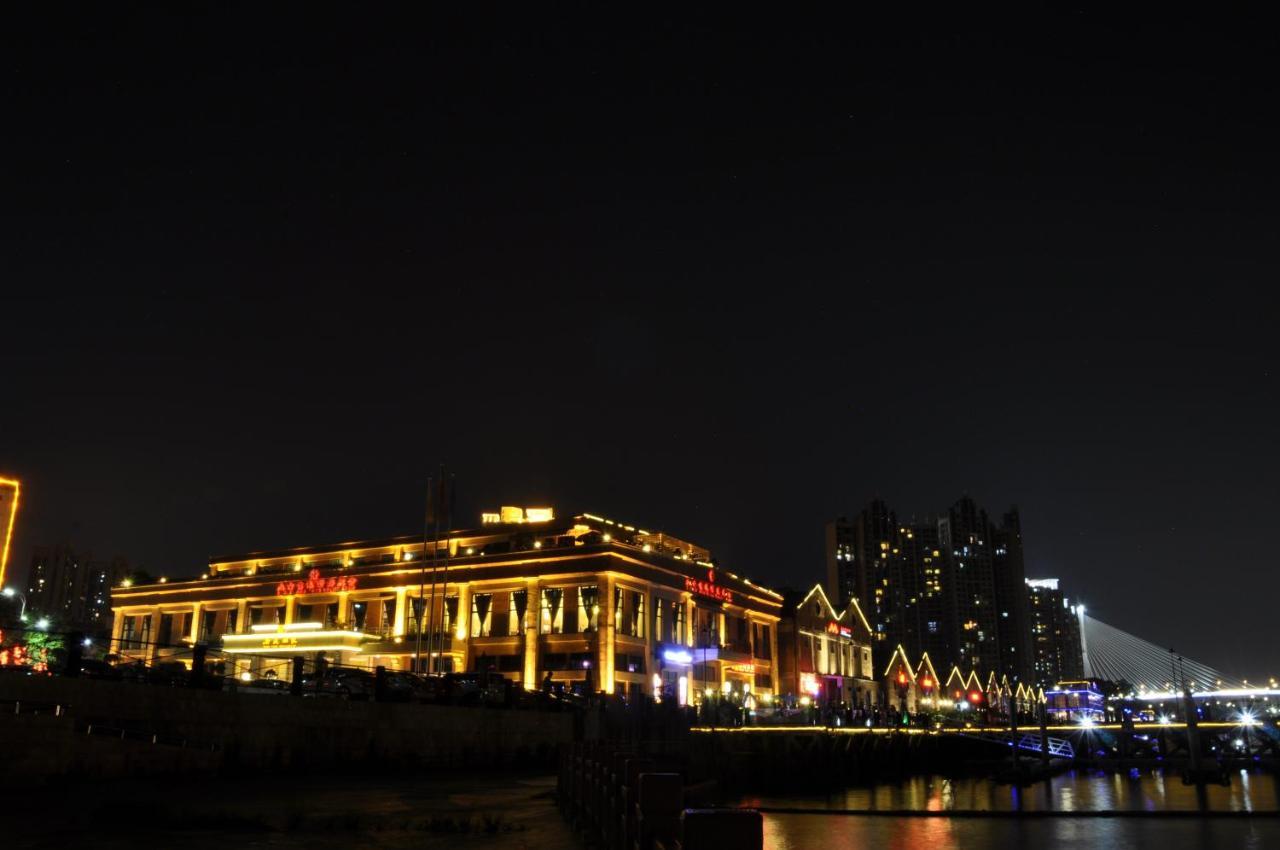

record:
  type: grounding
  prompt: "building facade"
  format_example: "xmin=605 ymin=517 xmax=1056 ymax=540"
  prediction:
xmin=775 ymin=584 xmax=877 ymax=709
xmin=991 ymin=508 xmax=1033 ymax=683
xmin=1026 ymin=577 xmax=1086 ymax=687
xmin=895 ymin=519 xmax=954 ymax=673
xmin=823 ymin=518 xmax=857 ymax=613
xmin=109 ymin=509 xmax=784 ymax=705
xmin=27 ymin=545 xmax=128 ymax=634
xmin=939 ymin=496 xmax=1000 ymax=674
xmin=1044 ymin=679 xmax=1103 ymax=722
xmin=824 ymin=500 xmax=896 ymax=620
xmin=830 ymin=495 xmax=1034 ymax=686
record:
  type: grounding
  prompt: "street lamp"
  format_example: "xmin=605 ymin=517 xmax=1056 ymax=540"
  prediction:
xmin=2 ymin=587 xmax=27 ymax=622
xmin=34 ymin=617 xmax=49 ymax=630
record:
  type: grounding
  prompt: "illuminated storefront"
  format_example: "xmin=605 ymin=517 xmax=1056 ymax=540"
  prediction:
xmin=109 ymin=508 xmax=783 ymax=701
xmin=883 ymin=645 xmax=919 ymax=716
xmin=1045 ymin=680 xmax=1104 ymax=722
xmin=776 ymin=584 xmax=877 ymax=708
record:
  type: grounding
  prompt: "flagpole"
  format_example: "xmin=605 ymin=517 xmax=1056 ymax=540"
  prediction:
xmin=415 ymin=476 xmax=432 ymax=672
xmin=434 ymin=473 xmax=454 ymax=672
xmin=424 ymin=467 xmax=443 ymax=673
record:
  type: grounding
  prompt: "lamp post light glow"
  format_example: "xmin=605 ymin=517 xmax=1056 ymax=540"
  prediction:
xmin=2 ymin=586 xmax=26 ymax=622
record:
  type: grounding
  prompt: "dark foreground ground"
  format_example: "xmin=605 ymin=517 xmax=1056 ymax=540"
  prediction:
xmin=0 ymin=771 xmax=578 ymax=849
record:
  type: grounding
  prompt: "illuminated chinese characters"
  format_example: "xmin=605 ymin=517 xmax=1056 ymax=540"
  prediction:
xmin=684 ymin=568 xmax=733 ymax=603
xmin=276 ymin=569 xmax=358 ymax=597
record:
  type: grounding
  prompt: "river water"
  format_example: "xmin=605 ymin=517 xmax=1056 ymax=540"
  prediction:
xmin=733 ymin=770 xmax=1280 ymax=850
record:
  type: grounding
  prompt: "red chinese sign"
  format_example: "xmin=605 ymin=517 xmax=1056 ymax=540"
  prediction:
xmin=685 ymin=568 xmax=732 ymax=603
xmin=276 ymin=569 xmax=357 ymax=596
xmin=825 ymin=621 xmax=852 ymax=638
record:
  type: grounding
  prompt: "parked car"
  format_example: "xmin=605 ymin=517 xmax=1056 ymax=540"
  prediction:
xmin=236 ymin=677 xmax=291 ymax=696
xmin=437 ymin=671 xmax=510 ymax=706
xmin=383 ymin=671 xmax=430 ymax=702
xmin=306 ymin=667 xmax=375 ymax=699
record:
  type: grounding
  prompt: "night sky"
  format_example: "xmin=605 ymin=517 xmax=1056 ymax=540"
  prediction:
xmin=3 ymin=11 xmax=1277 ymax=677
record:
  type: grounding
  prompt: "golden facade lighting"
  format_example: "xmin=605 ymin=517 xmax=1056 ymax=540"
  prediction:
xmin=222 ymin=621 xmax=377 ymax=654
xmin=484 ymin=506 xmax=556 ymax=525
xmin=0 ymin=477 xmax=19 ymax=588
xmin=111 ymin=508 xmax=784 ymax=700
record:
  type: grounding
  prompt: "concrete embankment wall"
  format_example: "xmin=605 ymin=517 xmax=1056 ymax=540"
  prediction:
xmin=0 ymin=676 xmax=574 ymax=784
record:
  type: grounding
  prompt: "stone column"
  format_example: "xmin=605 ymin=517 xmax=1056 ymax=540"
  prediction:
xmin=644 ymin=587 xmax=654 ymax=687
xmin=109 ymin=609 xmax=126 ymax=654
xmin=453 ymin=583 xmax=470 ymax=673
xmin=235 ymin=599 xmax=248 ymax=633
xmin=393 ymin=587 xmax=408 ymax=636
xmin=523 ymin=579 xmax=540 ymax=690
xmin=283 ymin=596 xmax=296 ymax=626
xmin=684 ymin=595 xmax=695 ymax=647
xmin=146 ymin=607 xmax=162 ymax=663
xmin=337 ymin=592 xmax=353 ymax=629
xmin=189 ymin=602 xmax=202 ymax=643
xmin=601 ymin=575 xmax=616 ymax=694
xmin=769 ymin=621 xmax=780 ymax=696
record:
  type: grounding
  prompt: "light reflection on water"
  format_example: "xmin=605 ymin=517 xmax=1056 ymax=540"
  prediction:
xmin=761 ymin=814 xmax=1279 ymax=850
xmin=745 ymin=771 xmax=1280 ymax=850
xmin=740 ymin=768 xmax=1278 ymax=813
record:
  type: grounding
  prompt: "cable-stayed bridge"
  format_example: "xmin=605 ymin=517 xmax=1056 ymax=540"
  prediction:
xmin=1081 ymin=613 xmax=1246 ymax=693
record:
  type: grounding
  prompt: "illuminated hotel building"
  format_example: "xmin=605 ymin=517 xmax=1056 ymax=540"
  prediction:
xmin=109 ymin=508 xmax=783 ymax=703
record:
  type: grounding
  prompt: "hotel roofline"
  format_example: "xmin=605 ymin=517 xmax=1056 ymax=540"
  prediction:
xmin=125 ymin=508 xmax=782 ymax=606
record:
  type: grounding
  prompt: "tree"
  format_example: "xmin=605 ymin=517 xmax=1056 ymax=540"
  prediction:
xmin=0 ymin=626 xmax=65 ymax=671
